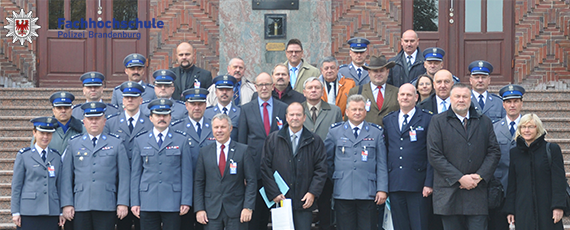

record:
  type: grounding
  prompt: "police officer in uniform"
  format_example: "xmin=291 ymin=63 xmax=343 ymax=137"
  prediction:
xmin=131 ymin=99 xmax=193 ymax=230
xmin=489 ymin=84 xmax=525 ymax=230
xmin=61 ymin=102 xmax=130 ymax=230
xmin=141 ymin=69 xmax=188 ymax=121
xmin=468 ymin=60 xmax=505 ymax=123
xmin=12 ymin=117 xmax=64 ymax=230
xmin=72 ymin=72 xmax=120 ymax=120
xmin=171 ymin=88 xmax=215 ymax=230
xmin=204 ymin=75 xmax=241 ymax=139
xmin=339 ymin=37 xmax=370 ymax=86
xmin=410 ymin=48 xmax=460 ymax=85
xmin=47 ymin=92 xmax=85 ymax=154
xmin=112 ymin=53 xmax=157 ymax=107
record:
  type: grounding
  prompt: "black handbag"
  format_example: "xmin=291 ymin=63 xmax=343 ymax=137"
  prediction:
xmin=487 ymin=177 xmax=504 ymax=209
xmin=545 ymin=142 xmax=570 ymax=216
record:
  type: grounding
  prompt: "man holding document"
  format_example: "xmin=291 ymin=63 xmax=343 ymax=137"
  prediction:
xmin=261 ymin=102 xmax=328 ymax=230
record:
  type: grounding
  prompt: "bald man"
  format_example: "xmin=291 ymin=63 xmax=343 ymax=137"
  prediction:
xmin=387 ymin=30 xmax=427 ymax=87
xmin=171 ymin=42 xmax=213 ymax=100
xmin=418 ymin=69 xmax=454 ymax=114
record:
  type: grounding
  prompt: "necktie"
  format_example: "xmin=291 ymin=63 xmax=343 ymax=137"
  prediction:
xmin=196 ymin=122 xmax=202 ymax=138
xmin=328 ymin=82 xmax=336 ymax=104
xmin=407 ymin=56 xmax=413 ymax=71
xmin=222 ymin=107 xmax=228 ymax=115
xmin=233 ymin=81 xmax=241 ymax=105
xmin=478 ymin=95 xmax=485 ymax=110
xmin=128 ymin=117 xmax=134 ymax=133
xmin=376 ymin=85 xmax=384 ymax=110
xmin=291 ymin=134 xmax=298 ymax=155
xmin=510 ymin=121 xmax=516 ymax=136
xmin=402 ymin=114 xmax=409 ymax=131
xmin=41 ymin=150 xmax=46 ymax=162
xmin=353 ymin=127 xmax=359 ymax=139
xmin=92 ymin=137 xmax=97 ymax=147
xmin=219 ymin=144 xmax=226 ymax=175
xmin=290 ymin=67 xmax=298 ymax=88
xmin=357 ymin=68 xmax=362 ymax=78
xmin=441 ymin=101 xmax=447 ymax=113
xmin=463 ymin=118 xmax=468 ymax=131
xmin=263 ymin=102 xmax=270 ymax=135
xmin=311 ymin=107 xmax=317 ymax=122
xmin=157 ymin=133 xmax=163 ymax=147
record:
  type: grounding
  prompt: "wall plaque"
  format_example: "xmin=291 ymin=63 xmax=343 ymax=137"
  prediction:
xmin=252 ymin=0 xmax=299 ymax=10
xmin=266 ymin=43 xmax=286 ymax=51
xmin=265 ymin=14 xmax=286 ymax=39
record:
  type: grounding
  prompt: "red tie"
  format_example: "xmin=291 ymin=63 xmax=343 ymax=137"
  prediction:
xmin=376 ymin=85 xmax=384 ymax=110
xmin=263 ymin=102 xmax=270 ymax=135
xmin=219 ymin=144 xmax=226 ymax=175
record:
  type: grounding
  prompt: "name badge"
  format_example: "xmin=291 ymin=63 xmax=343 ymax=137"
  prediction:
xmin=229 ymin=160 xmax=237 ymax=175
xmin=361 ymin=147 xmax=368 ymax=162
xmin=365 ymin=99 xmax=371 ymax=112
xmin=409 ymin=128 xmax=417 ymax=142
xmin=48 ymin=164 xmax=56 ymax=178
xmin=194 ymin=79 xmax=201 ymax=88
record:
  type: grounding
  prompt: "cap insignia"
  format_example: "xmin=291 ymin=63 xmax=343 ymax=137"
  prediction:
xmin=90 ymin=102 xmax=96 ymax=108
xmin=478 ymin=61 xmax=484 ymax=67
xmin=432 ymin=48 xmax=437 ymax=53
xmin=160 ymin=99 xmax=165 ymax=104
xmin=161 ymin=70 xmax=166 ymax=75
xmin=508 ymin=85 xmax=514 ymax=91
xmin=127 ymin=82 xmax=133 ymax=87
xmin=133 ymin=54 xmax=138 ymax=58
xmin=90 ymin=73 xmax=95 ymax=77
xmin=47 ymin=117 xmax=52 ymax=123
xmin=60 ymin=92 xmax=66 ymax=97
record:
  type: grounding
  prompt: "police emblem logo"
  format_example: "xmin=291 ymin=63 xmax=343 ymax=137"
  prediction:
xmin=432 ymin=48 xmax=437 ymax=53
xmin=223 ymin=75 xmax=228 ymax=80
xmin=128 ymin=82 xmax=133 ymax=87
xmin=90 ymin=73 xmax=95 ymax=77
xmin=478 ymin=61 xmax=484 ymax=67
xmin=160 ymin=99 xmax=165 ymax=104
xmin=161 ymin=70 xmax=166 ymax=75
xmin=508 ymin=85 xmax=514 ymax=91
xmin=195 ymin=89 xmax=200 ymax=94
xmin=90 ymin=102 xmax=96 ymax=108
xmin=357 ymin=38 xmax=361 ymax=43
xmin=3 ymin=9 xmax=41 ymax=45
xmin=60 ymin=92 xmax=66 ymax=97
xmin=47 ymin=117 xmax=52 ymax=123
xmin=133 ymin=54 xmax=138 ymax=58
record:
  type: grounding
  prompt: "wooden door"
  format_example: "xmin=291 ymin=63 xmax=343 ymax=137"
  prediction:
xmin=37 ymin=0 xmax=148 ymax=87
xmin=402 ymin=0 xmax=514 ymax=84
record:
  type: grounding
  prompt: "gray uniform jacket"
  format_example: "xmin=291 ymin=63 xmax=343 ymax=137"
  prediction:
xmin=171 ymin=117 xmax=216 ymax=173
xmin=325 ymin=121 xmax=388 ymax=200
xmin=141 ymin=99 xmax=188 ymax=121
xmin=493 ymin=117 xmax=517 ymax=193
xmin=204 ymin=104 xmax=240 ymax=140
xmin=61 ymin=133 xmax=130 ymax=211
xmin=48 ymin=117 xmax=85 ymax=154
xmin=338 ymin=63 xmax=369 ymax=86
xmin=302 ymin=100 xmax=343 ymax=140
xmin=131 ymin=129 xmax=193 ymax=211
xmin=206 ymin=78 xmax=257 ymax=107
xmin=71 ymin=102 xmax=120 ymax=121
xmin=111 ymin=82 xmax=157 ymax=108
xmin=194 ymin=141 xmax=256 ymax=219
xmin=471 ymin=92 xmax=505 ymax=124
xmin=11 ymin=147 xmax=62 ymax=216
xmin=104 ymin=111 xmax=153 ymax=160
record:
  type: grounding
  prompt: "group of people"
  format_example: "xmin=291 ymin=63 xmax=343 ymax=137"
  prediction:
xmin=11 ymin=29 xmax=568 ymax=230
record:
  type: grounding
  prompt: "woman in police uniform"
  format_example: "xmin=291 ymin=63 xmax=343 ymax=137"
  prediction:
xmin=11 ymin=117 xmax=64 ymax=230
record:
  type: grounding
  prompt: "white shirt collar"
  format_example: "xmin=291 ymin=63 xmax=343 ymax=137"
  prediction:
xmin=455 ymin=111 xmax=470 ymax=122
xmin=506 ymin=114 xmax=522 ymax=127
xmin=126 ymin=110 xmax=141 ymax=126
xmin=472 ymin=90 xmax=488 ymax=101
xmin=189 ymin=117 xmax=204 ymax=128
xmin=153 ymin=127 xmax=169 ymax=142
xmin=399 ymin=107 xmax=416 ymax=121
xmin=288 ymin=61 xmax=303 ymax=70
xmin=406 ymin=50 xmax=418 ymax=63
xmin=348 ymin=120 xmax=364 ymax=131
xmin=88 ymin=133 xmax=101 ymax=144
xmin=217 ymin=103 xmax=232 ymax=113
xmin=34 ymin=143 xmax=47 ymax=157
xmin=216 ymin=138 xmax=231 ymax=164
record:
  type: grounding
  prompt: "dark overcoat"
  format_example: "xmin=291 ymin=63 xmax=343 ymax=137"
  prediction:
xmin=427 ymin=105 xmax=501 ymax=215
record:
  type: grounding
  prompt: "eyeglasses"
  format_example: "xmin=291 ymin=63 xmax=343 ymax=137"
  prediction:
xmin=418 ymin=82 xmax=432 ymax=86
xmin=520 ymin=125 xmax=537 ymax=130
xmin=256 ymin=83 xmax=273 ymax=88
xmin=286 ymin=50 xmax=302 ymax=54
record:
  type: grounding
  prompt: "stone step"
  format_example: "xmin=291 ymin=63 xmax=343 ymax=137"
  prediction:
xmin=0 ymin=127 xmax=31 ymax=138
xmin=0 ymin=149 xmax=17 ymax=160
xmin=0 ymin=88 xmax=113 ymax=97
xmin=0 ymin=161 xmax=13 ymax=172
xmin=0 ymin=184 xmax=11 ymax=197
xmin=0 ymin=106 xmax=52 ymax=117
xmin=542 ymin=118 xmax=570 ymax=129
xmin=548 ymin=139 xmax=570 ymax=150
xmin=0 ymin=138 xmax=30 ymax=149
xmin=0 ymin=171 xmax=12 ymax=184
xmin=0 ymin=117 xmax=36 ymax=127
xmin=0 ymin=210 xmax=14 ymax=228
xmin=546 ymin=128 xmax=570 ymax=139
xmin=0 ymin=197 xmax=9 ymax=211
xmin=0 ymin=96 xmax=112 ymax=107
xmin=522 ymin=108 xmax=570 ymax=118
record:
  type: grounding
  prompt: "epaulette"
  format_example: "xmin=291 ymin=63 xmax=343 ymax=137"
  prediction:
xmin=146 ymin=84 xmax=155 ymax=88
xmin=386 ymin=110 xmax=398 ymax=116
xmin=490 ymin=93 xmax=502 ymax=100
xmin=338 ymin=64 xmax=348 ymax=69
xmin=70 ymin=133 xmax=82 ymax=140
xmin=206 ymin=105 xmax=215 ymax=109
xmin=134 ymin=130 xmax=148 ymax=138
xmin=106 ymin=103 xmax=119 ymax=109
xmin=72 ymin=103 xmax=83 ymax=109
xmin=170 ymin=119 xmax=184 ymax=126
xmin=174 ymin=130 xmax=187 ymax=136
xmin=141 ymin=100 xmax=151 ymax=104
xmin=369 ymin=123 xmax=382 ymax=130
xmin=330 ymin=122 xmax=343 ymax=128
xmin=107 ymin=133 xmax=120 ymax=139
xmin=421 ymin=109 xmax=434 ymax=115
xmin=18 ymin=147 xmax=31 ymax=154
xmin=106 ymin=112 xmax=121 ymax=120
xmin=114 ymin=85 xmax=121 ymax=90
xmin=50 ymin=148 xmax=60 ymax=155
xmin=175 ymin=100 xmax=185 ymax=105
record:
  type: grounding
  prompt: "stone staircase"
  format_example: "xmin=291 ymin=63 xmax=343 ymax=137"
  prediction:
xmin=0 ymin=88 xmax=570 ymax=229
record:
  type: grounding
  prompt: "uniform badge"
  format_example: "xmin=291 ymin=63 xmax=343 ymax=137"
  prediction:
xmin=161 ymin=70 xmax=166 ymax=75
xmin=127 ymin=82 xmax=133 ymax=87
xmin=478 ymin=61 xmax=484 ymax=67
xmin=77 ymin=152 xmax=81 ymax=155
xmin=508 ymin=85 xmax=514 ymax=91
xmin=84 ymin=152 xmax=88 ymax=155
xmin=60 ymin=92 xmax=66 ymax=97
xmin=133 ymin=54 xmax=138 ymax=58
xmin=432 ymin=48 xmax=437 ymax=53
xmin=90 ymin=102 xmax=96 ymax=108
xmin=90 ymin=73 xmax=95 ymax=78
xmin=47 ymin=117 xmax=52 ymax=123
xmin=79 ymin=156 xmax=84 ymax=161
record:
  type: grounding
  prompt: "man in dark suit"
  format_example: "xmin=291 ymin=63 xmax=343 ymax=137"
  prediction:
xmin=418 ymin=69 xmax=454 ymax=114
xmin=427 ymin=83 xmax=501 ymax=230
xmin=348 ymin=55 xmax=399 ymax=127
xmin=194 ymin=113 xmax=256 ymax=230
xmin=251 ymin=64 xmax=306 ymax=104
xmin=171 ymin=42 xmax=213 ymax=100
xmin=383 ymin=83 xmax=433 ymax=230
xmin=387 ymin=30 xmax=426 ymax=87
xmin=237 ymin=72 xmax=288 ymax=230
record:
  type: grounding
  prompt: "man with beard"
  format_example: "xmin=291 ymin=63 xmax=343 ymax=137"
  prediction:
xmin=468 ymin=60 xmax=505 ymax=123
xmin=72 ymin=72 xmax=119 ymax=120
xmin=319 ymin=56 xmax=356 ymax=116
xmin=251 ymin=64 xmax=306 ymax=104
xmin=171 ymin=42 xmax=213 ymax=100
xmin=387 ymin=30 xmax=426 ymax=87
xmin=112 ymin=53 xmax=157 ymax=107
xmin=339 ymin=37 xmax=371 ymax=86
xmin=141 ymin=69 xmax=188 ymax=121
xmin=418 ymin=70 xmax=454 ymax=114
xmin=206 ymin=58 xmax=256 ymax=106
xmin=204 ymin=75 xmax=241 ymax=139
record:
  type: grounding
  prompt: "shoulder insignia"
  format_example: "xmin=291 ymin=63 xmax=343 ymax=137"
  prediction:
xmin=206 ymin=105 xmax=215 ymax=109
xmin=141 ymin=100 xmax=151 ymax=104
xmin=490 ymin=94 xmax=502 ymax=100
xmin=386 ymin=110 xmax=398 ymax=116
xmin=49 ymin=148 xmax=60 ymax=155
xmin=369 ymin=123 xmax=382 ymax=130
xmin=134 ymin=130 xmax=149 ymax=138
xmin=175 ymin=100 xmax=185 ymax=105
xmin=175 ymin=130 xmax=187 ymax=136
xmin=108 ymin=133 xmax=120 ymax=139
xmin=338 ymin=64 xmax=348 ymax=69
xmin=72 ymin=103 xmax=82 ymax=109
xmin=171 ymin=119 xmax=184 ymax=126
xmin=421 ymin=109 xmax=434 ymax=115
xmin=114 ymin=85 xmax=121 ymax=90
xmin=330 ymin=122 xmax=343 ymax=128
xmin=70 ymin=133 xmax=82 ymax=140
xmin=146 ymin=84 xmax=155 ymax=88
xmin=106 ymin=112 xmax=121 ymax=120
xmin=18 ymin=147 xmax=31 ymax=154
xmin=107 ymin=103 xmax=119 ymax=109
